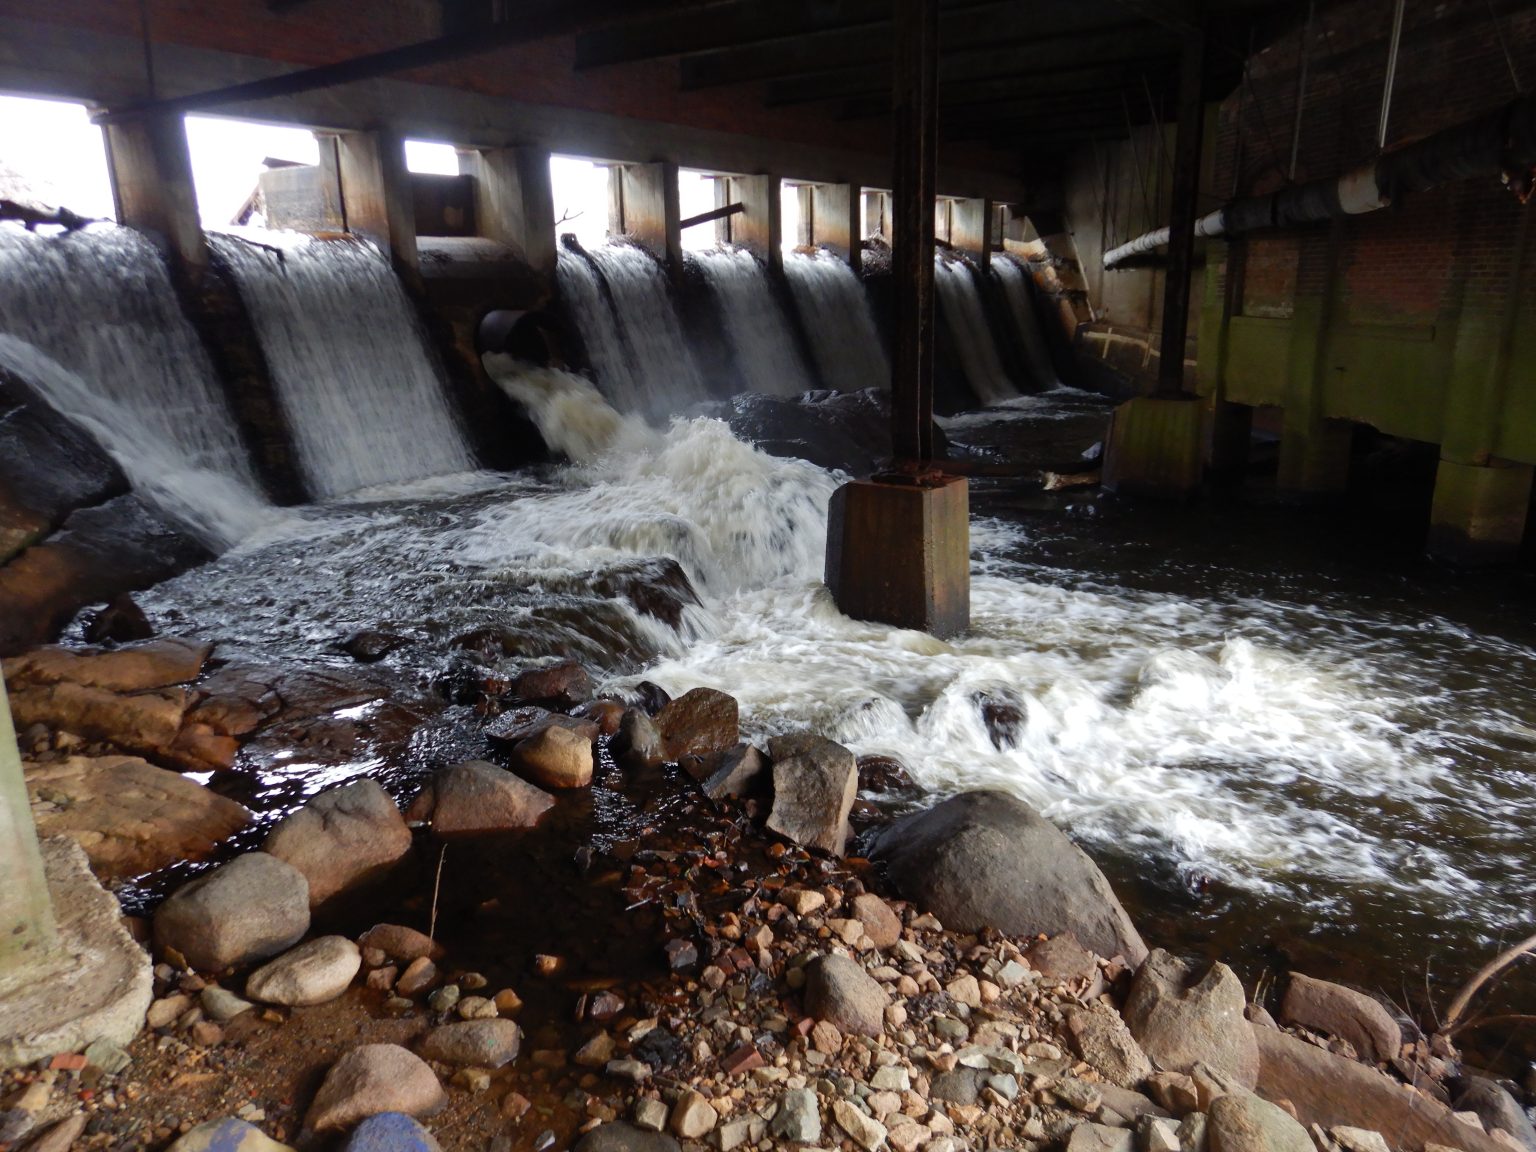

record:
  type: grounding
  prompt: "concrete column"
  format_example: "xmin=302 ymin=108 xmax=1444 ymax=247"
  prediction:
xmin=460 ymin=146 xmax=557 ymax=276
xmin=950 ymin=198 xmax=992 ymax=270
xmin=864 ymin=191 xmax=891 ymax=243
xmin=1157 ymin=30 xmax=1207 ymax=396
xmin=725 ymin=174 xmax=781 ymax=271
xmin=934 ymin=199 xmax=952 ymax=245
xmin=0 ymin=679 xmax=55 ymax=973
xmin=811 ymin=183 xmax=861 ymax=273
xmin=337 ymin=129 xmax=419 ymax=272
xmin=1429 ymin=459 xmax=1533 ymax=563
xmin=795 ymin=185 xmax=815 ymax=248
xmin=1101 ymin=395 xmax=1204 ymax=497
xmin=612 ymin=161 xmax=682 ymax=268
xmin=1278 ymin=223 xmax=1351 ymax=497
xmin=1198 ymin=239 xmax=1252 ymax=481
xmin=103 ymin=112 xmax=206 ymax=272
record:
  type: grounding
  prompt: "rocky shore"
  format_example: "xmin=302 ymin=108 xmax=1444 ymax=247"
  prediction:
xmin=4 ymin=635 xmax=1535 ymax=1152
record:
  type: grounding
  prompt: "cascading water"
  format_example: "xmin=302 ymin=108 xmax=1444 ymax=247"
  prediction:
xmin=211 ymin=232 xmax=474 ymax=499
xmin=782 ymin=249 xmax=890 ymax=393
xmin=935 ymin=254 xmax=1019 ymax=404
xmin=555 ymin=244 xmax=707 ymax=417
xmin=694 ymin=247 xmax=813 ymax=397
xmin=992 ymin=256 xmax=1061 ymax=390
xmin=0 ymin=225 xmax=276 ymax=547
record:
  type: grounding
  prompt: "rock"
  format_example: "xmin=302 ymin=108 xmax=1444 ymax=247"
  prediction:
xmin=83 ymin=594 xmax=155 ymax=645
xmin=634 ymin=1099 xmax=669 ymax=1133
xmin=418 ymin=1019 xmax=522 ymax=1068
xmin=614 ymin=708 xmax=664 ymax=770
xmin=1028 ymin=933 xmax=1102 ymax=984
xmin=946 ymin=973 xmax=982 ymax=1008
xmin=850 ymin=894 xmax=902 ymax=949
xmin=1333 ymin=1129 xmax=1392 ymax=1152
xmin=305 ymin=1044 xmax=447 ymax=1132
xmin=200 ymin=986 xmax=254 ymax=1022
xmin=427 ymin=761 xmax=555 ymax=834
xmin=9 ymin=680 xmax=190 ymax=762
xmin=1069 ymin=1124 xmax=1137 ymax=1152
xmin=166 ymin=1117 xmax=294 ymax=1152
xmin=25 ymin=755 xmax=251 ymax=880
xmin=340 ymin=632 xmax=408 ymax=663
xmin=573 ymin=698 xmax=626 ymax=736
xmin=27 ymin=1114 xmax=89 ymax=1152
xmin=1207 ymin=1093 xmax=1312 ymax=1152
xmin=263 ymin=779 xmax=411 ymax=906
xmin=5 ymin=638 xmax=210 ymax=693
xmin=575 ymin=1123 xmax=681 ymax=1152
xmin=154 ymin=852 xmax=310 ymax=971
xmin=511 ymin=723 xmax=593 ymax=789
xmin=482 ymin=705 xmax=556 ymax=744
xmin=930 ymin=1069 xmax=984 ymax=1105
xmin=700 ymin=744 xmax=767 ymax=801
xmin=669 ymin=1090 xmax=716 ymax=1139
xmin=340 ymin=1113 xmax=444 ymax=1152
xmin=863 ymin=791 xmax=1147 ymax=964
xmin=245 ymin=936 xmax=362 ymax=1006
xmin=1068 ymin=1004 xmax=1154 ymax=1088
xmin=832 ymin=1101 xmax=886 ymax=1152
xmin=805 ymin=953 xmax=889 ymax=1037
xmin=358 ymin=925 xmax=444 ymax=965
xmin=771 ymin=1089 xmax=821 ymax=1143
xmin=656 ymin=688 xmax=738 ymax=762
xmin=1454 ymin=1078 xmax=1536 ymax=1152
xmin=765 ymin=733 xmax=858 ymax=855
xmin=574 ymin=1032 xmax=616 ymax=1068
xmin=83 ymin=1039 xmax=132 ymax=1074
xmin=1279 ymin=974 xmax=1401 ymax=1064
xmin=1146 ymin=1071 xmax=1200 ymax=1115
xmin=783 ymin=888 xmax=825 ymax=916
xmin=1123 ymin=950 xmax=1258 ymax=1090
xmin=510 ymin=661 xmax=592 ymax=709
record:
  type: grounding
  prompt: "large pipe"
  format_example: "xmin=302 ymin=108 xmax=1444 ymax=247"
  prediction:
xmin=1104 ymin=90 xmax=1536 ymax=269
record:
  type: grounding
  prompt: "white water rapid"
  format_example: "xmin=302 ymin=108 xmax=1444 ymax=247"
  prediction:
xmin=935 ymin=255 xmax=1019 ymax=404
xmin=992 ymin=256 xmax=1061 ymax=390
xmin=694 ymin=247 xmax=813 ymax=397
xmin=782 ymin=250 xmax=890 ymax=393
xmin=211 ymin=232 xmax=474 ymax=499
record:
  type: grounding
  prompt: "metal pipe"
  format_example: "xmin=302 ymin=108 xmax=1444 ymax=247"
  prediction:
xmin=1377 ymin=0 xmax=1407 ymax=150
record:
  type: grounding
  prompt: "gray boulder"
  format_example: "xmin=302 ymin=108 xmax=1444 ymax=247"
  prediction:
xmin=1454 ymin=1077 xmax=1536 ymax=1152
xmin=263 ymin=779 xmax=411 ymax=907
xmin=863 ymin=791 xmax=1146 ymax=963
xmin=766 ymin=733 xmax=857 ymax=855
xmin=700 ymin=744 xmax=767 ymax=801
xmin=1123 ymin=950 xmax=1258 ymax=1090
xmin=153 ymin=852 xmax=309 ymax=971
xmin=245 ymin=936 xmax=361 ymax=1006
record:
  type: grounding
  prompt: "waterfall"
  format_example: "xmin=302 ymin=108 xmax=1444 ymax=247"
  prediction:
xmin=934 ymin=255 xmax=1018 ymax=405
xmin=782 ymin=250 xmax=890 ymax=393
xmin=694 ymin=247 xmax=813 ymax=397
xmin=993 ymin=256 xmax=1061 ymax=390
xmin=0 ymin=224 xmax=275 ymax=547
xmin=211 ymin=232 xmax=474 ymax=499
xmin=556 ymin=244 xmax=707 ymax=417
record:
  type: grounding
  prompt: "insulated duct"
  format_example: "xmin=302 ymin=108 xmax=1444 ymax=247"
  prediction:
xmin=1103 ymin=91 xmax=1536 ymax=269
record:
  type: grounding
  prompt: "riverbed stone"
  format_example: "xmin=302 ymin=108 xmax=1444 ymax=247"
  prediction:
xmin=864 ymin=790 xmax=1147 ymax=964
xmin=1122 ymin=951 xmax=1257 ymax=1089
xmin=1278 ymin=973 xmax=1400 ymax=1064
xmin=166 ymin=1117 xmax=293 ymax=1152
xmin=510 ymin=661 xmax=592 ymax=709
xmin=576 ymin=1123 xmax=681 ymax=1152
xmin=832 ymin=1099 xmax=886 ymax=1151
xmin=201 ymin=986 xmax=254 ymax=1023
xmin=614 ymin=708 xmax=664 ymax=770
xmin=1454 ymin=1077 xmax=1536 ymax=1152
xmin=245 ymin=936 xmax=361 ymax=1006
xmin=656 ymin=688 xmax=738 ymax=762
xmin=700 ymin=743 xmax=767 ymax=801
xmin=1068 ymin=1123 xmax=1137 ymax=1152
xmin=9 ymin=680 xmax=190 ymax=762
xmin=771 ymin=1089 xmax=821 ymax=1143
xmin=511 ymin=723 xmax=593 ymax=789
xmin=1207 ymin=1093 xmax=1312 ymax=1152
xmin=305 ymin=1044 xmax=447 ymax=1132
xmin=418 ymin=1019 xmax=522 ymax=1067
xmin=263 ymin=779 xmax=411 ymax=906
xmin=340 ymin=1113 xmax=443 ymax=1152
xmin=766 ymin=732 xmax=857 ymax=855
xmin=669 ymin=1090 xmax=716 ymax=1139
xmin=850 ymin=893 xmax=902 ymax=949
xmin=154 ymin=851 xmax=310 ymax=971
xmin=5 ymin=638 xmax=210 ymax=694
xmin=358 ymin=924 xmax=444 ymax=964
xmin=805 ymin=953 xmax=889 ymax=1037
xmin=427 ymin=760 xmax=555 ymax=833
xmin=1068 ymin=1003 xmax=1154 ymax=1088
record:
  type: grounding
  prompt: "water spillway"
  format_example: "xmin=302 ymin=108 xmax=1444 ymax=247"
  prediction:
xmin=782 ymin=249 xmax=890 ymax=393
xmin=992 ymin=256 xmax=1062 ymax=390
xmin=211 ymin=232 xmax=474 ymax=499
xmin=935 ymin=254 xmax=1019 ymax=404
xmin=693 ymin=247 xmax=813 ymax=398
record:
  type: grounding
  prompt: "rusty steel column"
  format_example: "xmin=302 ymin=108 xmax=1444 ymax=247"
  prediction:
xmin=1156 ymin=29 xmax=1207 ymax=396
xmin=890 ymin=0 xmax=939 ymax=462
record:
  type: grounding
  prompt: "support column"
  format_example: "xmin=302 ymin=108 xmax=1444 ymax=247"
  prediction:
xmin=460 ymin=146 xmax=557 ymax=277
xmin=949 ymin=198 xmax=992 ymax=270
xmin=0 ymin=680 xmax=54 ymax=973
xmin=1199 ymin=239 xmax=1252 ymax=481
xmin=102 ymin=112 xmax=206 ymax=272
xmin=613 ymin=161 xmax=681 ymax=268
xmin=811 ymin=184 xmax=862 ymax=273
xmin=725 ymin=174 xmax=781 ymax=271
xmin=863 ymin=190 xmax=891 ymax=243
xmin=337 ymin=129 xmax=419 ymax=273
xmin=1429 ymin=459 xmax=1533 ymax=562
xmin=1279 ymin=223 xmax=1352 ymax=496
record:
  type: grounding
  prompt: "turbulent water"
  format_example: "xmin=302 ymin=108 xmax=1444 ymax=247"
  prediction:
xmin=782 ymin=249 xmax=889 ymax=393
xmin=694 ymin=247 xmax=813 ymax=397
xmin=935 ymin=255 xmax=1019 ymax=404
xmin=212 ymin=232 xmax=474 ymax=499
xmin=555 ymin=245 xmax=706 ymax=416
xmin=0 ymin=225 xmax=276 ymax=546
xmin=992 ymin=256 xmax=1060 ymax=390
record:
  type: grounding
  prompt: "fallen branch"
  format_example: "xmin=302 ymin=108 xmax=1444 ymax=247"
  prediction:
xmin=1438 ymin=929 xmax=1536 ymax=1036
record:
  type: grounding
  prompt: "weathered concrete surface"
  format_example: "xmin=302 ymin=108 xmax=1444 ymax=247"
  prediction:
xmin=1101 ymin=396 xmax=1203 ymax=497
xmin=1428 ymin=458 xmax=1534 ymax=563
xmin=0 ymin=678 xmax=53 ymax=973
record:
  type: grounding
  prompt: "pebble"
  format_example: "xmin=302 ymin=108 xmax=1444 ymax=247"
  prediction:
xmin=669 ymin=1090 xmax=716 ymax=1139
xmin=633 ymin=1098 xmax=669 ymax=1132
xmin=832 ymin=1100 xmax=886 ymax=1152
xmin=427 ymin=985 xmax=460 ymax=1013
xmin=770 ymin=1089 xmax=821 ymax=1143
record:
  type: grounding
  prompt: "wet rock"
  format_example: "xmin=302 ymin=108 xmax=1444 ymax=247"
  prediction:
xmin=591 ymin=558 xmax=701 ymax=630
xmin=305 ymin=1044 xmax=447 ymax=1132
xmin=1278 ymin=973 xmax=1401 ymax=1064
xmin=850 ymin=893 xmax=902 ymax=949
xmin=573 ymin=698 xmax=626 ymax=736
xmin=1207 ymin=1093 xmax=1312 ymax=1152
xmin=263 ymin=778 xmax=412 ymax=906
xmin=805 ymin=953 xmax=889 ymax=1037
xmin=484 ymin=705 xmax=586 ymax=746
xmin=700 ymin=743 xmax=767 ymax=801
xmin=510 ymin=661 xmax=593 ymax=709
xmin=358 ymin=924 xmax=445 ymax=965
xmin=9 ymin=679 xmax=189 ymax=763
xmin=633 ymin=681 xmax=671 ymax=715
xmin=426 ymin=760 xmax=555 ymax=834
xmin=154 ymin=851 xmax=310 ymax=971
xmin=25 ymin=755 xmax=252 ymax=880
xmin=5 ymin=637 xmax=210 ymax=693
xmin=245 ymin=936 xmax=361 ymax=1006
xmin=418 ymin=1019 xmax=522 ymax=1067
xmin=864 ymin=790 xmax=1147 ymax=965
xmin=341 ymin=1113 xmax=443 ymax=1152
xmin=510 ymin=723 xmax=593 ymax=789
xmin=1453 ymin=1078 xmax=1536 ymax=1152
xmin=766 ymin=732 xmax=857 ymax=855
xmin=1068 ymin=1003 xmax=1153 ymax=1088
xmin=576 ymin=1123 xmax=681 ymax=1152
xmin=83 ymin=594 xmax=154 ymax=645
xmin=972 ymin=689 xmax=1024 ymax=751
xmin=613 ymin=708 xmax=664 ymax=770
xmin=771 ymin=1089 xmax=820 ymax=1143
xmin=656 ymin=687 xmax=738 ymax=762
xmin=856 ymin=754 xmax=914 ymax=795
xmin=1123 ymin=951 xmax=1258 ymax=1090
xmin=340 ymin=632 xmax=408 ymax=663
xmin=167 ymin=1117 xmax=294 ymax=1152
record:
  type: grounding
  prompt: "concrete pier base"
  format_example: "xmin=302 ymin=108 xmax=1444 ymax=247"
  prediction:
xmin=1428 ymin=459 xmax=1534 ymax=563
xmin=1278 ymin=417 xmax=1353 ymax=498
xmin=826 ymin=476 xmax=969 ymax=638
xmin=1101 ymin=396 xmax=1203 ymax=497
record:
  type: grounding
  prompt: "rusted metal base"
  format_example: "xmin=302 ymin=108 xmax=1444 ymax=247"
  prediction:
xmin=825 ymin=475 xmax=970 ymax=638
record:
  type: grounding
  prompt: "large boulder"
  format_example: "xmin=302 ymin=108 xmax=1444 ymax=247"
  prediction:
xmin=153 ymin=852 xmax=310 ymax=971
xmin=863 ymin=791 xmax=1146 ymax=964
xmin=1278 ymin=973 xmax=1400 ymax=1064
xmin=423 ymin=760 xmax=555 ymax=834
xmin=1123 ymin=950 xmax=1258 ymax=1090
xmin=304 ymin=1045 xmax=446 ymax=1133
xmin=655 ymin=688 xmax=738 ymax=762
xmin=263 ymin=779 xmax=411 ymax=906
xmin=1208 ymin=1093 xmax=1313 ymax=1152
xmin=765 ymin=733 xmax=857 ymax=856
xmin=1454 ymin=1077 xmax=1536 ymax=1152
xmin=8 ymin=680 xmax=189 ymax=759
xmin=245 ymin=936 xmax=362 ymax=1006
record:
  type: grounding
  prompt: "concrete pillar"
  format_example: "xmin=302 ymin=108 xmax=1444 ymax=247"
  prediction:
xmin=811 ymin=184 xmax=862 ymax=273
xmin=1429 ymin=459 xmax=1533 ymax=563
xmin=460 ymin=146 xmax=557 ymax=277
xmin=1156 ymin=30 xmax=1207 ymax=397
xmin=795 ymin=185 xmax=815 ymax=248
xmin=0 ymin=679 xmax=55 ymax=973
xmin=102 ymin=112 xmax=206 ymax=272
xmin=864 ymin=191 xmax=891 ymax=243
xmin=1101 ymin=395 xmax=1204 ymax=497
xmin=337 ymin=129 xmax=419 ymax=272
xmin=1198 ymin=239 xmax=1252 ymax=481
xmin=1278 ymin=224 xmax=1351 ymax=497
xmin=934 ymin=199 xmax=952 ymax=245
xmin=724 ymin=174 xmax=781 ymax=271
xmin=613 ymin=161 xmax=681 ymax=268
xmin=950 ymin=198 xmax=992 ymax=270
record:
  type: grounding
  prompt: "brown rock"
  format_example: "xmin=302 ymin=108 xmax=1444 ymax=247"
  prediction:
xmin=304 ymin=1044 xmax=447 ymax=1132
xmin=850 ymin=894 xmax=902 ymax=950
xmin=429 ymin=760 xmax=555 ymax=833
xmin=1027 ymin=933 xmax=1101 ymax=984
xmin=573 ymin=698 xmax=626 ymax=736
xmin=4 ymin=638 xmax=210 ymax=693
xmin=1066 ymin=1004 xmax=1153 ymax=1089
xmin=1279 ymin=973 xmax=1401 ymax=1064
xmin=264 ymin=778 xmax=412 ymax=906
xmin=656 ymin=688 xmax=738 ymax=762
xmin=1123 ymin=950 xmax=1258 ymax=1090
xmin=164 ymin=723 xmax=240 ymax=772
xmin=510 ymin=661 xmax=593 ymax=709
xmin=511 ymin=724 xmax=593 ymax=789
xmin=805 ymin=953 xmax=889 ymax=1037
xmin=9 ymin=681 xmax=188 ymax=759
xmin=358 ymin=924 xmax=446 ymax=964
xmin=766 ymin=733 xmax=857 ymax=856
